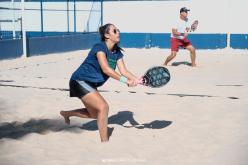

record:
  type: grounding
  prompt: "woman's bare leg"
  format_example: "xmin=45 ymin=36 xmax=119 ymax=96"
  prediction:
xmin=60 ymin=108 xmax=92 ymax=125
xmin=82 ymin=92 xmax=109 ymax=142
xmin=61 ymin=91 xmax=109 ymax=142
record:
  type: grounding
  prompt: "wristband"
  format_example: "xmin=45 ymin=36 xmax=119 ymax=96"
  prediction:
xmin=119 ymin=76 xmax=127 ymax=84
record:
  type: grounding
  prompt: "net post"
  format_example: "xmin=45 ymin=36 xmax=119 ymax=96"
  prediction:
xmin=21 ymin=0 xmax=27 ymax=58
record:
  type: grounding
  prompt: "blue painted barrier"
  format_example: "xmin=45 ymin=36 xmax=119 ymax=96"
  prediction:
xmin=0 ymin=32 xmax=247 ymax=60
xmin=230 ymin=34 xmax=248 ymax=49
xmin=27 ymin=32 xmax=100 ymax=56
xmin=0 ymin=39 xmax=23 ymax=60
xmin=120 ymin=33 xmax=228 ymax=49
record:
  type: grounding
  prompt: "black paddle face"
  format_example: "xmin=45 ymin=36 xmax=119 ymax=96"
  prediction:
xmin=143 ymin=66 xmax=170 ymax=88
xmin=190 ymin=20 xmax=198 ymax=32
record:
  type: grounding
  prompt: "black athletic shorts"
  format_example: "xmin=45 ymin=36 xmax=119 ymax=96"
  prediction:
xmin=69 ymin=79 xmax=97 ymax=98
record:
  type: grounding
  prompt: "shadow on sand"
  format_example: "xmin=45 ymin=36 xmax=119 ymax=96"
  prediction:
xmin=0 ymin=118 xmax=80 ymax=139
xmin=171 ymin=61 xmax=191 ymax=66
xmin=82 ymin=111 xmax=172 ymax=130
xmin=0 ymin=111 xmax=172 ymax=139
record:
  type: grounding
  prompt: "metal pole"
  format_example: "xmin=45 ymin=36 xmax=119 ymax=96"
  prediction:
xmin=12 ymin=0 xmax=16 ymax=39
xmin=40 ymin=0 xmax=44 ymax=33
xmin=101 ymin=0 xmax=103 ymax=26
xmin=226 ymin=0 xmax=231 ymax=49
xmin=21 ymin=0 xmax=27 ymax=57
xmin=67 ymin=0 xmax=69 ymax=33
xmin=74 ymin=0 xmax=76 ymax=32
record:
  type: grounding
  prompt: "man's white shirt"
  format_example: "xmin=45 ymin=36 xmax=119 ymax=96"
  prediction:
xmin=171 ymin=18 xmax=190 ymax=40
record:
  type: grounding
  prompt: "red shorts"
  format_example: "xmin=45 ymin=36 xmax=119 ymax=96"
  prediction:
xmin=170 ymin=37 xmax=192 ymax=52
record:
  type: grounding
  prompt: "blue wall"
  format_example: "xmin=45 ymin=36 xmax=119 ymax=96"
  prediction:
xmin=120 ymin=33 xmax=228 ymax=49
xmin=0 ymin=32 xmax=247 ymax=60
xmin=26 ymin=32 xmax=99 ymax=56
xmin=230 ymin=34 xmax=248 ymax=49
xmin=0 ymin=32 xmax=100 ymax=59
xmin=0 ymin=39 xmax=23 ymax=60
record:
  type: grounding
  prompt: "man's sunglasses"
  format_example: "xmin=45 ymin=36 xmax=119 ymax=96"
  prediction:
xmin=113 ymin=29 xmax=120 ymax=34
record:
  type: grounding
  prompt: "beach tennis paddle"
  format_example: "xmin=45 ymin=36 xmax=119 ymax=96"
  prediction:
xmin=138 ymin=66 xmax=170 ymax=88
xmin=190 ymin=20 xmax=198 ymax=32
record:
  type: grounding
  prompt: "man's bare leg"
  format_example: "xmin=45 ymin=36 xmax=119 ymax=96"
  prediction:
xmin=164 ymin=51 xmax=177 ymax=66
xmin=186 ymin=45 xmax=196 ymax=67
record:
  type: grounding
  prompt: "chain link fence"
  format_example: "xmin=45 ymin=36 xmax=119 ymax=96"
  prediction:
xmin=0 ymin=0 xmax=102 ymax=40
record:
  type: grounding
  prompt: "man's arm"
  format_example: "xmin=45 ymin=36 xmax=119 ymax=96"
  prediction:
xmin=172 ymin=28 xmax=189 ymax=39
xmin=172 ymin=28 xmax=181 ymax=36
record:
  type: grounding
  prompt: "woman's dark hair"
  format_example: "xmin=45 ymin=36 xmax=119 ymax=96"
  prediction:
xmin=99 ymin=23 xmax=112 ymax=41
xmin=99 ymin=23 xmax=123 ymax=52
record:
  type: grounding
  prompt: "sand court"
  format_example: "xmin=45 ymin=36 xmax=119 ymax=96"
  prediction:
xmin=0 ymin=48 xmax=248 ymax=165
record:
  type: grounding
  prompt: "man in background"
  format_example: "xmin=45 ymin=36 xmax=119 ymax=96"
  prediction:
xmin=164 ymin=7 xmax=197 ymax=67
